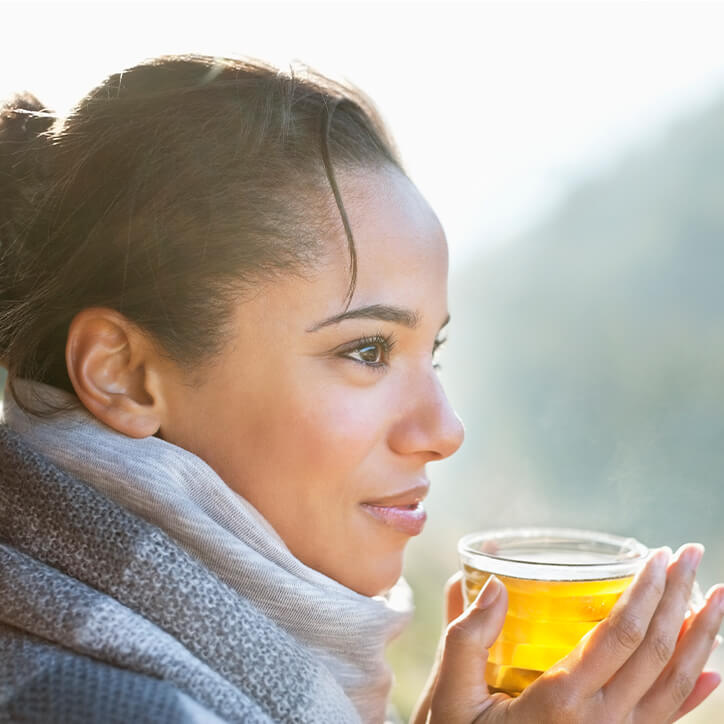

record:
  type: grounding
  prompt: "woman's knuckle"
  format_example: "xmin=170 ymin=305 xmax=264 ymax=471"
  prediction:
xmin=444 ymin=617 xmax=475 ymax=647
xmin=671 ymin=669 xmax=694 ymax=705
xmin=539 ymin=679 xmax=581 ymax=722
xmin=613 ymin=612 xmax=645 ymax=651
xmin=555 ymin=693 xmax=582 ymax=723
xmin=444 ymin=619 xmax=465 ymax=646
xmin=651 ymin=630 xmax=676 ymax=666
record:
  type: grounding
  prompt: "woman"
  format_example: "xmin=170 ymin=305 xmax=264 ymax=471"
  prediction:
xmin=0 ymin=54 xmax=721 ymax=724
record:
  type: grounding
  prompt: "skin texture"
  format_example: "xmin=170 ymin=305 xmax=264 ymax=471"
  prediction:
xmin=412 ymin=546 xmax=724 ymax=724
xmin=66 ymin=166 xmax=464 ymax=597
xmin=64 ymin=165 xmax=723 ymax=720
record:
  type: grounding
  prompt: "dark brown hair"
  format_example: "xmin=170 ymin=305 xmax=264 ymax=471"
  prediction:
xmin=0 ymin=54 xmax=405 ymax=409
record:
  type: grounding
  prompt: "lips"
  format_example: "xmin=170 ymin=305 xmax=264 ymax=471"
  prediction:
xmin=360 ymin=482 xmax=429 ymax=536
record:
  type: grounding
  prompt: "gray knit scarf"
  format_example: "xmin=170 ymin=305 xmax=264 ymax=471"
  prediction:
xmin=0 ymin=380 xmax=413 ymax=723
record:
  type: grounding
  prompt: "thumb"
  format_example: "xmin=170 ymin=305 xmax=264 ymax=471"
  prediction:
xmin=430 ymin=575 xmax=509 ymax=723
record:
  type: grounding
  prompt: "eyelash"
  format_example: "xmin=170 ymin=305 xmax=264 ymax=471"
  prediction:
xmin=338 ymin=333 xmax=448 ymax=371
xmin=339 ymin=333 xmax=396 ymax=370
xmin=432 ymin=336 xmax=447 ymax=370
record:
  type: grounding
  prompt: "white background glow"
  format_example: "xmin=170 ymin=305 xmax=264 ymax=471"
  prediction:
xmin=4 ymin=0 xmax=724 ymax=267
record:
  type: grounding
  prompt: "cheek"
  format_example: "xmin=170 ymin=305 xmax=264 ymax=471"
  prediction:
xmin=198 ymin=369 xmax=391 ymax=501
xmin=287 ymin=382 xmax=389 ymax=483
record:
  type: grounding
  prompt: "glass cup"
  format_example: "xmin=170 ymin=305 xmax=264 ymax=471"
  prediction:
xmin=458 ymin=527 xmax=650 ymax=697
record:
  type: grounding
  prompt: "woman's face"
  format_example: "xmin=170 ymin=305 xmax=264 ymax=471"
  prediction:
xmin=159 ymin=167 xmax=464 ymax=596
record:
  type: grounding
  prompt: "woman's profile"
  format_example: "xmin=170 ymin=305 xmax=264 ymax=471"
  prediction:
xmin=0 ymin=54 xmax=722 ymax=724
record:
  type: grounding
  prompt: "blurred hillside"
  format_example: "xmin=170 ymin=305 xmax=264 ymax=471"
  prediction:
xmin=390 ymin=94 xmax=724 ymax=720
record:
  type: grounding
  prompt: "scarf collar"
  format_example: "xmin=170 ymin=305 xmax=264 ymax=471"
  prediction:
xmin=0 ymin=425 xmax=359 ymax=723
xmin=2 ymin=379 xmax=413 ymax=723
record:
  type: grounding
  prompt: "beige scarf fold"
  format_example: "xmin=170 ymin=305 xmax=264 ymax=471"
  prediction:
xmin=2 ymin=379 xmax=413 ymax=723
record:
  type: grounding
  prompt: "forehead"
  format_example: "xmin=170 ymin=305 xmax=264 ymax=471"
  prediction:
xmin=224 ymin=168 xmax=449 ymax=342
xmin=323 ymin=167 xmax=449 ymax=304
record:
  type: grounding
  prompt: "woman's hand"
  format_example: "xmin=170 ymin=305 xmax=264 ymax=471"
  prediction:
xmin=411 ymin=545 xmax=724 ymax=724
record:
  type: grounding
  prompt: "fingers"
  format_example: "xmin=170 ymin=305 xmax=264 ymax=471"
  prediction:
xmin=602 ymin=544 xmax=702 ymax=714
xmin=410 ymin=571 xmax=484 ymax=724
xmin=672 ymin=671 xmax=722 ymax=722
xmin=410 ymin=571 xmax=466 ymax=724
xmin=429 ymin=575 xmax=508 ymax=723
xmin=445 ymin=570 xmax=465 ymax=625
xmin=635 ymin=584 xmax=724 ymax=723
xmin=570 ymin=547 xmax=670 ymax=694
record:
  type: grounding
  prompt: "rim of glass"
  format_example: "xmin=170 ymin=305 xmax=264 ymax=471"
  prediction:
xmin=458 ymin=527 xmax=650 ymax=581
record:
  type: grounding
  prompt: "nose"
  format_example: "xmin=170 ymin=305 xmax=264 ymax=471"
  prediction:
xmin=388 ymin=370 xmax=465 ymax=461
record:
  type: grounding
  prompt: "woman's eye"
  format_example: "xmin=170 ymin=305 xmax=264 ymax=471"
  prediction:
xmin=340 ymin=335 xmax=394 ymax=368
xmin=356 ymin=343 xmax=384 ymax=364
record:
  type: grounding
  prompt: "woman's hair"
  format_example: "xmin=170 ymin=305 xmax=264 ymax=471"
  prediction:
xmin=0 ymin=54 xmax=404 ymax=410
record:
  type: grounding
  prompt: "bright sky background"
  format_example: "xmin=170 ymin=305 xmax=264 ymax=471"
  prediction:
xmin=4 ymin=0 xmax=724 ymax=269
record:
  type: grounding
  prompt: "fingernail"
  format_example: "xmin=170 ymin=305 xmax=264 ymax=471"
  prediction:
xmin=650 ymin=548 xmax=670 ymax=571
xmin=682 ymin=544 xmax=704 ymax=570
xmin=709 ymin=586 xmax=724 ymax=615
xmin=475 ymin=575 xmax=502 ymax=610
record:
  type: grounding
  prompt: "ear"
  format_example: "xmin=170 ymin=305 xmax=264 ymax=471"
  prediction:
xmin=65 ymin=308 xmax=167 ymax=438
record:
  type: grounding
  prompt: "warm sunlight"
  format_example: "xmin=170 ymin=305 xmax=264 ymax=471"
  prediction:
xmin=4 ymin=1 xmax=724 ymax=264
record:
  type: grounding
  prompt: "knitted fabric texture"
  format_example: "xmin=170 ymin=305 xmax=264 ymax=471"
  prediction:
xmin=1 ymin=380 xmax=413 ymax=722
xmin=0 ymin=424 xmax=361 ymax=723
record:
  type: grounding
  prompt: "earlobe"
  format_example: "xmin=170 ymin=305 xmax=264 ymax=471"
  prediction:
xmin=65 ymin=308 xmax=164 ymax=439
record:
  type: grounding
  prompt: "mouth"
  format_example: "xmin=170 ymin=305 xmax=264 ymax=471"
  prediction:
xmin=360 ymin=482 xmax=429 ymax=536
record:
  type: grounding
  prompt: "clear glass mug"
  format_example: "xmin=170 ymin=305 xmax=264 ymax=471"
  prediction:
xmin=458 ymin=527 xmax=651 ymax=697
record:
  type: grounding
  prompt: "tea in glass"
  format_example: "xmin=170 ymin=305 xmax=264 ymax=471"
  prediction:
xmin=458 ymin=528 xmax=649 ymax=697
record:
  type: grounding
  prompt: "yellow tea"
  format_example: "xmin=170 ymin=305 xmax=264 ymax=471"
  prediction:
xmin=458 ymin=529 xmax=648 ymax=697
xmin=462 ymin=564 xmax=633 ymax=695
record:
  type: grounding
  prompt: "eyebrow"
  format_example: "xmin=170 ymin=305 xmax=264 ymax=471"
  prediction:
xmin=307 ymin=304 xmax=421 ymax=332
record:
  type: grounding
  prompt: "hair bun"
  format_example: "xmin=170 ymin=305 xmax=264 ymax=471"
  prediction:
xmin=0 ymin=92 xmax=55 ymax=227
xmin=0 ymin=92 xmax=54 ymax=142
xmin=1 ymin=93 xmax=56 ymax=338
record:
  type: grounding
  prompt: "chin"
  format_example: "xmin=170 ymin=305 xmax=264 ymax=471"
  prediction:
xmin=346 ymin=552 xmax=405 ymax=598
